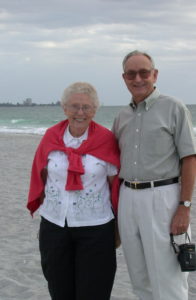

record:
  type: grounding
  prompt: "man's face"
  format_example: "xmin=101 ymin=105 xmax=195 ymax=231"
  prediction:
xmin=122 ymin=54 xmax=158 ymax=103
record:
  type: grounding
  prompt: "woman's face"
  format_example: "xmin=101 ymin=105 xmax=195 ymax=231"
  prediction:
xmin=64 ymin=93 xmax=96 ymax=137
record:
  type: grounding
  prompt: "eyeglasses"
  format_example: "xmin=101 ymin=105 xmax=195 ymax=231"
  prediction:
xmin=66 ymin=104 xmax=95 ymax=113
xmin=123 ymin=68 xmax=153 ymax=80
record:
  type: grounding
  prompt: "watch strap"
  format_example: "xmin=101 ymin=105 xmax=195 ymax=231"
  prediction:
xmin=179 ymin=201 xmax=191 ymax=207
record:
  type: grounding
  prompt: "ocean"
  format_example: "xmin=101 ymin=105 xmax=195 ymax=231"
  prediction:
xmin=0 ymin=104 xmax=196 ymax=135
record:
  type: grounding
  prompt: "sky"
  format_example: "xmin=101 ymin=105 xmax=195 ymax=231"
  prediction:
xmin=0 ymin=0 xmax=196 ymax=105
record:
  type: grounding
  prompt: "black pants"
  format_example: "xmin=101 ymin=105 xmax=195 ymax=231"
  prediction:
xmin=39 ymin=218 xmax=116 ymax=300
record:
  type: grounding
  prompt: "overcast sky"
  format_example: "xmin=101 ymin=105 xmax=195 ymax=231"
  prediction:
xmin=0 ymin=0 xmax=196 ymax=105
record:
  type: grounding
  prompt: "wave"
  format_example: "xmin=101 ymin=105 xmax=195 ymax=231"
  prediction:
xmin=0 ymin=126 xmax=46 ymax=135
xmin=11 ymin=119 xmax=26 ymax=124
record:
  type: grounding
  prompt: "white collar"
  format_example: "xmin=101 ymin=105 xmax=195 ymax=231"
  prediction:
xmin=63 ymin=126 xmax=88 ymax=146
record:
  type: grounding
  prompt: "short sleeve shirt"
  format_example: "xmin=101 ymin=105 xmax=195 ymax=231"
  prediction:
xmin=112 ymin=89 xmax=196 ymax=181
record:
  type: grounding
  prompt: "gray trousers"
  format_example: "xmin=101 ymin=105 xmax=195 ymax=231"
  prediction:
xmin=118 ymin=182 xmax=189 ymax=300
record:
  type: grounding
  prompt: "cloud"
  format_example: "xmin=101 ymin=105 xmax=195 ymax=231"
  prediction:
xmin=0 ymin=0 xmax=196 ymax=104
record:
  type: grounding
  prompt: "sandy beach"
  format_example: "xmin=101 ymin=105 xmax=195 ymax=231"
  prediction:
xmin=0 ymin=133 xmax=195 ymax=300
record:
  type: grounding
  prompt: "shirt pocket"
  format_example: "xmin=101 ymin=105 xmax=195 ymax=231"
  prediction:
xmin=142 ymin=128 xmax=174 ymax=161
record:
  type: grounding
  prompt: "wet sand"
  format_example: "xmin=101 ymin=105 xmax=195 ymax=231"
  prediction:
xmin=0 ymin=133 xmax=195 ymax=299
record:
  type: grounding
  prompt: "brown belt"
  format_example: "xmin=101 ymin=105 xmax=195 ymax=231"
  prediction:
xmin=124 ymin=177 xmax=179 ymax=189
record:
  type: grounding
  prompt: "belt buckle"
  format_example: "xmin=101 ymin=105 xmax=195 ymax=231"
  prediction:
xmin=132 ymin=181 xmax=139 ymax=189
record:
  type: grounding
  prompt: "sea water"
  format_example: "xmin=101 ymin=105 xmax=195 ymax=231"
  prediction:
xmin=0 ymin=105 xmax=196 ymax=136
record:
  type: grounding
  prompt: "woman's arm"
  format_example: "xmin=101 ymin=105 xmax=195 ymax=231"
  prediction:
xmin=39 ymin=167 xmax=48 ymax=204
xmin=107 ymin=175 xmax=115 ymax=188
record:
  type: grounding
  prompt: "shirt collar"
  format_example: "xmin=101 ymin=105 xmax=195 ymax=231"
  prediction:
xmin=130 ymin=88 xmax=160 ymax=111
xmin=144 ymin=88 xmax=160 ymax=111
xmin=64 ymin=126 xmax=88 ymax=144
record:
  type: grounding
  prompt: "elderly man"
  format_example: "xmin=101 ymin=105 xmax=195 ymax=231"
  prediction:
xmin=112 ymin=50 xmax=196 ymax=300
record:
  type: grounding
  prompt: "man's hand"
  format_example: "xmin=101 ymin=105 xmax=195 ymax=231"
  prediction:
xmin=170 ymin=205 xmax=190 ymax=235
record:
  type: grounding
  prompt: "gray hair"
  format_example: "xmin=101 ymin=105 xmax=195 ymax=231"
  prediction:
xmin=61 ymin=82 xmax=100 ymax=110
xmin=122 ymin=50 xmax=155 ymax=71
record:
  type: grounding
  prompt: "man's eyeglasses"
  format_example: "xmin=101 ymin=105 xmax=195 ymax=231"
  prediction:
xmin=123 ymin=69 xmax=153 ymax=80
xmin=67 ymin=104 xmax=95 ymax=113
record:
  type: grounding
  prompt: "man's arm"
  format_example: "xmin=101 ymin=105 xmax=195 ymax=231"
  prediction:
xmin=170 ymin=155 xmax=196 ymax=235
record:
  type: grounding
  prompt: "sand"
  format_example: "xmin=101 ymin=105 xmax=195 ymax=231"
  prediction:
xmin=0 ymin=133 xmax=195 ymax=300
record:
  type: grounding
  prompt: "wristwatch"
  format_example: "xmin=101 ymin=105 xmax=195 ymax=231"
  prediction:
xmin=179 ymin=201 xmax=192 ymax=208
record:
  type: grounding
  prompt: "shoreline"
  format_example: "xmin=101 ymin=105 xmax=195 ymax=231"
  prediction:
xmin=0 ymin=133 xmax=195 ymax=299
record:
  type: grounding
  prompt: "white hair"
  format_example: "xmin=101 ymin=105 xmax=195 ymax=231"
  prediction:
xmin=61 ymin=82 xmax=100 ymax=110
xmin=122 ymin=50 xmax=155 ymax=71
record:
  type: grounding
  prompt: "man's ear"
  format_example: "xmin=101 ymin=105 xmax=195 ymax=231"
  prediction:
xmin=153 ymin=69 xmax=158 ymax=82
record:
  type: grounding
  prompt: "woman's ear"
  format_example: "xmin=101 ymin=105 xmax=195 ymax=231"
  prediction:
xmin=63 ymin=106 xmax=68 ymax=116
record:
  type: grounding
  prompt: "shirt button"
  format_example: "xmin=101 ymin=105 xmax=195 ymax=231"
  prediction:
xmin=134 ymin=162 xmax=137 ymax=165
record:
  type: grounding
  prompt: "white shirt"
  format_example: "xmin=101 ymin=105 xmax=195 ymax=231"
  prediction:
xmin=39 ymin=127 xmax=118 ymax=227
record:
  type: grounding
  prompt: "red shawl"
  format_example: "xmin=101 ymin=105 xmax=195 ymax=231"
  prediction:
xmin=27 ymin=120 xmax=120 ymax=215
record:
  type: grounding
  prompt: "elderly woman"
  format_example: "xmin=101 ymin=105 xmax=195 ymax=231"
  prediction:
xmin=27 ymin=82 xmax=120 ymax=300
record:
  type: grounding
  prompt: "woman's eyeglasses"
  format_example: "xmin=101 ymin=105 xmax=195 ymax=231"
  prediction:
xmin=66 ymin=104 xmax=95 ymax=113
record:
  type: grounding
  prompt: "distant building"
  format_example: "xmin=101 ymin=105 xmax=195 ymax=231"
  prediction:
xmin=23 ymin=98 xmax=32 ymax=106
